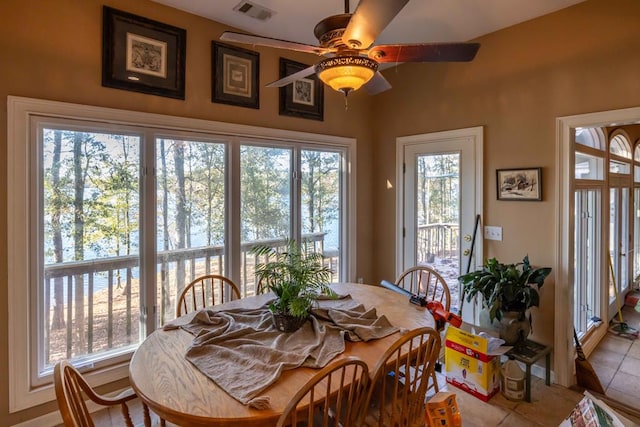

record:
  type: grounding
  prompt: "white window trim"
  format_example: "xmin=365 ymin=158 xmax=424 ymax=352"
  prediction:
xmin=555 ymin=105 xmax=640 ymax=388
xmin=7 ymin=95 xmax=357 ymax=412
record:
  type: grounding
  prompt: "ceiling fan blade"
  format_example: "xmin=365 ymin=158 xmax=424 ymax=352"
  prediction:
xmin=342 ymin=0 xmax=409 ymax=49
xmin=368 ymin=43 xmax=481 ymax=63
xmin=364 ymin=71 xmax=392 ymax=95
xmin=220 ymin=31 xmax=331 ymax=55
xmin=266 ymin=65 xmax=317 ymax=88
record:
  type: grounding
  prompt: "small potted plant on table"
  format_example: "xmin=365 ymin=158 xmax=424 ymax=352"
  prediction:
xmin=253 ymin=240 xmax=335 ymax=333
xmin=459 ymin=255 xmax=551 ymax=345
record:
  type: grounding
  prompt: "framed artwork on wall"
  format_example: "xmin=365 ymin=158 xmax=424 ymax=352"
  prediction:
xmin=211 ymin=42 xmax=260 ymax=109
xmin=496 ymin=167 xmax=542 ymax=201
xmin=279 ymin=58 xmax=323 ymax=121
xmin=102 ymin=6 xmax=186 ymax=99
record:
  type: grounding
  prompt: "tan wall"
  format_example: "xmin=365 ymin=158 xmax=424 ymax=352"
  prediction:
xmin=2 ymin=0 xmax=640 ymax=424
xmin=371 ymin=0 xmax=640 ymax=347
xmin=0 ymin=0 xmax=374 ymax=424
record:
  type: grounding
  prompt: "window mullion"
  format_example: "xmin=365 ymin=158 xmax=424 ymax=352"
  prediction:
xmin=140 ymin=131 xmax=157 ymax=336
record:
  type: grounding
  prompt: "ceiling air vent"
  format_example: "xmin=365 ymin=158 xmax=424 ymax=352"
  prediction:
xmin=233 ymin=1 xmax=275 ymax=21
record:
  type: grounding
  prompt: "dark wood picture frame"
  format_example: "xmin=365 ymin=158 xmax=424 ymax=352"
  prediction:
xmin=212 ymin=42 xmax=260 ymax=109
xmin=279 ymin=58 xmax=323 ymax=121
xmin=496 ymin=167 xmax=542 ymax=201
xmin=102 ymin=6 xmax=186 ymax=99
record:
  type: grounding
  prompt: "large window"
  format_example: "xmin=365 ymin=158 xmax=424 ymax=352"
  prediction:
xmin=7 ymin=97 xmax=356 ymax=411
xmin=572 ymin=127 xmax=636 ymax=338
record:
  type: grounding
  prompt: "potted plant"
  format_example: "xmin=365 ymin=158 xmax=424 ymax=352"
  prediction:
xmin=252 ymin=240 xmax=335 ymax=332
xmin=459 ymin=255 xmax=551 ymax=344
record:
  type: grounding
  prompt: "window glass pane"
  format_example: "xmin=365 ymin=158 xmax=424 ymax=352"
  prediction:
xmin=41 ymin=128 xmax=141 ymax=377
xmin=301 ymin=149 xmax=342 ymax=282
xmin=156 ymin=138 xmax=226 ymax=324
xmin=610 ymin=134 xmax=632 ymax=159
xmin=574 ymin=190 xmax=600 ymax=335
xmin=609 ymin=160 xmax=630 ymax=175
xmin=240 ymin=145 xmax=292 ymax=293
xmin=575 ymin=127 xmax=605 ymax=150
xmin=635 ymin=166 xmax=640 ymax=183
xmin=635 ymin=188 xmax=640 ymax=284
xmin=575 ymin=152 xmax=604 ymax=180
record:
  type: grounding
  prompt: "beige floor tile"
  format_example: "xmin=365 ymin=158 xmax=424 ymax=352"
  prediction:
xmin=590 ymin=361 xmax=618 ymax=388
xmin=512 ymin=383 xmax=582 ymax=426
xmin=609 ymin=369 xmax=640 ymax=396
xmin=598 ymin=334 xmax=633 ymax=354
xmin=498 ymin=412 xmax=545 ymax=427
xmin=590 ymin=347 xmax=626 ymax=368
xmin=628 ymin=340 xmax=640 ymax=359
xmin=455 ymin=391 xmax=510 ymax=427
xmin=618 ymin=354 xmax=640 ymax=376
xmin=603 ymin=386 xmax=639 ymax=410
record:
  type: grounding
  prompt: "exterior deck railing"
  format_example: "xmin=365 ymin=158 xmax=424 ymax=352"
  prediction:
xmin=416 ymin=223 xmax=459 ymax=262
xmin=43 ymin=226 xmax=453 ymax=365
xmin=43 ymin=233 xmax=337 ymax=364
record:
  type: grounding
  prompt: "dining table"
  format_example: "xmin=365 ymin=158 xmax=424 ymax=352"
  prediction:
xmin=129 ymin=282 xmax=436 ymax=427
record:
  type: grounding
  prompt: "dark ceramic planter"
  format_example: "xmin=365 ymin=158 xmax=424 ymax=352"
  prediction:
xmin=271 ymin=312 xmax=307 ymax=333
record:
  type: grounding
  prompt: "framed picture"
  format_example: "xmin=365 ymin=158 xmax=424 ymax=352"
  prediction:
xmin=212 ymin=42 xmax=260 ymax=109
xmin=279 ymin=58 xmax=324 ymax=121
xmin=496 ymin=168 xmax=542 ymax=201
xmin=102 ymin=6 xmax=186 ymax=99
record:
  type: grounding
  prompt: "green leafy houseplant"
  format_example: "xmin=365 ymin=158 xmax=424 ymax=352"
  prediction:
xmin=459 ymin=255 xmax=552 ymax=323
xmin=253 ymin=240 xmax=335 ymax=326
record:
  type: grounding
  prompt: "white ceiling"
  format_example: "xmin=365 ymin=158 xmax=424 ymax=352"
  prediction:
xmin=151 ymin=0 xmax=586 ymax=46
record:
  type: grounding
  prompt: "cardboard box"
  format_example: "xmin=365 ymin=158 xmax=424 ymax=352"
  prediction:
xmin=445 ymin=326 xmax=500 ymax=401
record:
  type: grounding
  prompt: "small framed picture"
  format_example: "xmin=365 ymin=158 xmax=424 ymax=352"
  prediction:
xmin=279 ymin=58 xmax=324 ymax=121
xmin=212 ymin=42 xmax=260 ymax=109
xmin=496 ymin=168 xmax=542 ymax=201
xmin=102 ymin=6 xmax=186 ymax=99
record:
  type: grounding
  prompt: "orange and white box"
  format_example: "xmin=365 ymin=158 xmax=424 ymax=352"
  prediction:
xmin=444 ymin=326 xmax=500 ymax=401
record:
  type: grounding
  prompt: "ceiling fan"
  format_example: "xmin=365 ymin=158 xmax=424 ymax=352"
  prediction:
xmin=220 ymin=0 xmax=480 ymax=97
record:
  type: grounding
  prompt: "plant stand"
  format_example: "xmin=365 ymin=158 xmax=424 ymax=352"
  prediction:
xmin=502 ymin=339 xmax=552 ymax=402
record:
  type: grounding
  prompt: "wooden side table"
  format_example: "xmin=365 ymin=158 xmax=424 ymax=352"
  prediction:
xmin=504 ymin=339 xmax=552 ymax=402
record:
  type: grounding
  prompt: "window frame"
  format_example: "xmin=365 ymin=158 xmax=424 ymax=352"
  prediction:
xmin=7 ymin=96 xmax=357 ymax=412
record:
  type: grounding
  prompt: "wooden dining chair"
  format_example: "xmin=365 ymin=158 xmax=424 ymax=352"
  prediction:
xmin=54 ymin=360 xmax=147 ymax=427
xmin=395 ymin=266 xmax=451 ymax=394
xmin=358 ymin=327 xmax=441 ymax=427
xmin=395 ymin=266 xmax=451 ymax=312
xmin=176 ymin=274 xmax=241 ymax=317
xmin=255 ymin=276 xmax=270 ymax=295
xmin=276 ymin=356 xmax=370 ymax=427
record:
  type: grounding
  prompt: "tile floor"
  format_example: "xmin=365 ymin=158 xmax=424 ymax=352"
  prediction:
xmin=589 ymin=304 xmax=640 ymax=409
xmin=429 ymin=372 xmax=584 ymax=426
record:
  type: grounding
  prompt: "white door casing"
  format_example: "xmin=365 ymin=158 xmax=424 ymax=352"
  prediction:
xmin=396 ymin=127 xmax=483 ymax=324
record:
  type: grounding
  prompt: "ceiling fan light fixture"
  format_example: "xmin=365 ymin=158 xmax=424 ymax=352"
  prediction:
xmin=316 ymin=56 xmax=378 ymax=95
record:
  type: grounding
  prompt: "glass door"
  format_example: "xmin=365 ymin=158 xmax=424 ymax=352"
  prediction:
xmin=401 ymin=128 xmax=482 ymax=320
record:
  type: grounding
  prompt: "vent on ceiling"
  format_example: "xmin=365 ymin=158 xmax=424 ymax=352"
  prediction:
xmin=233 ymin=1 xmax=275 ymax=21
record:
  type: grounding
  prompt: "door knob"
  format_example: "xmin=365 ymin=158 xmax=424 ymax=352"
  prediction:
xmin=463 ymin=249 xmax=470 ymax=256
xmin=464 ymin=234 xmax=472 ymax=242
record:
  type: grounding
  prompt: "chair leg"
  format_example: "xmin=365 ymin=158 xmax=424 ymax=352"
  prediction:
xmin=121 ymin=403 xmax=135 ymax=427
xmin=143 ymin=403 xmax=151 ymax=427
xmin=431 ymin=370 xmax=440 ymax=393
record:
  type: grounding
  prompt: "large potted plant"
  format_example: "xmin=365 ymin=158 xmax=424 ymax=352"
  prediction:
xmin=252 ymin=240 xmax=335 ymax=332
xmin=459 ymin=255 xmax=551 ymax=344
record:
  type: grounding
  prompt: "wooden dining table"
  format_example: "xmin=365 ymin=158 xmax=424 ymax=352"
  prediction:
xmin=129 ymin=282 xmax=436 ymax=427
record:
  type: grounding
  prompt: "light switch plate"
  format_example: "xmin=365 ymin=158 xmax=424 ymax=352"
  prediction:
xmin=484 ymin=226 xmax=503 ymax=241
